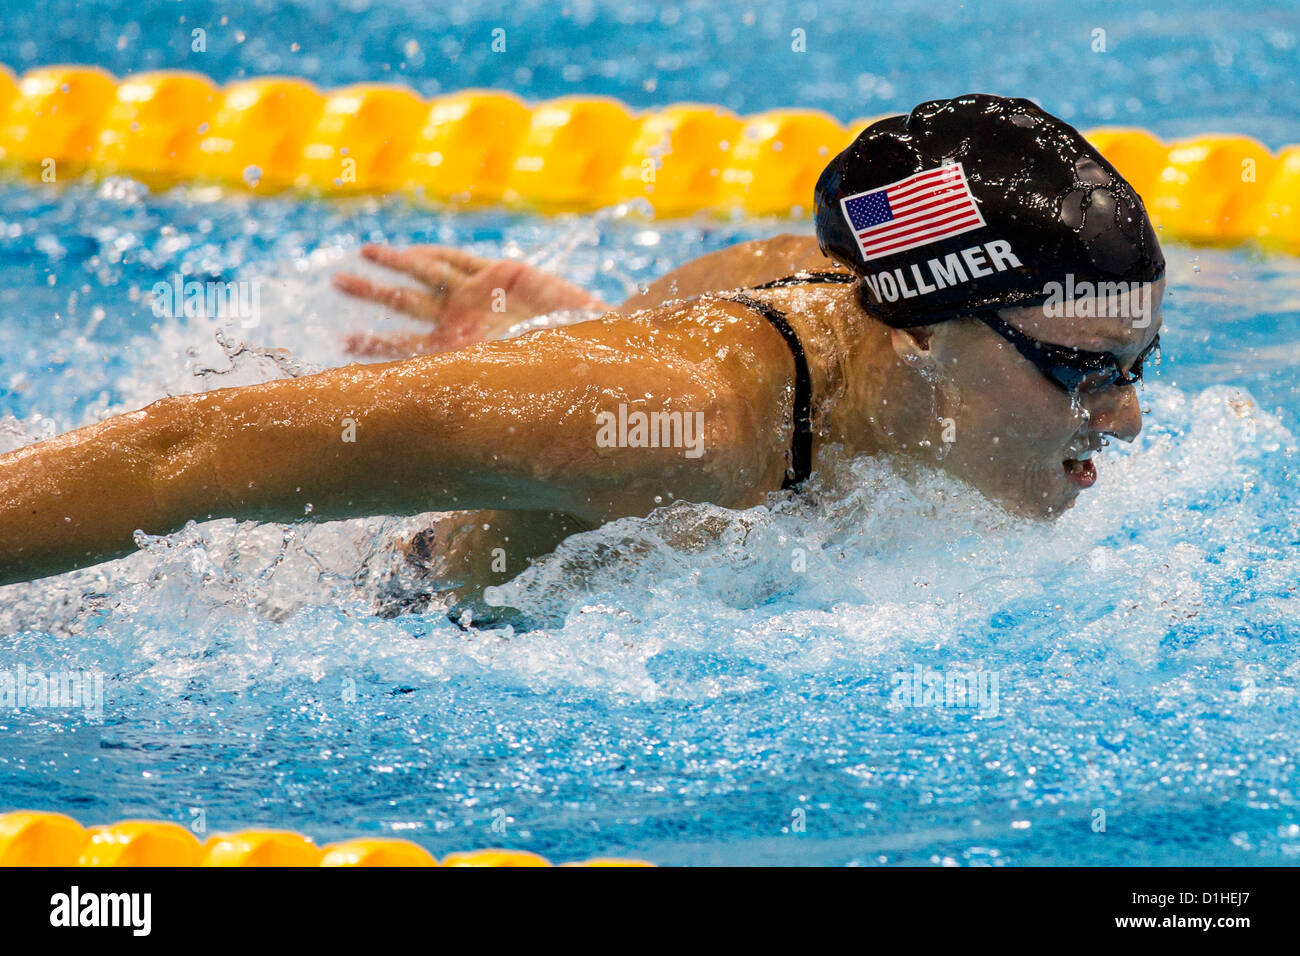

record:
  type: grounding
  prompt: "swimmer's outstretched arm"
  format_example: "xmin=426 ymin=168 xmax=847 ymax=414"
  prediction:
xmin=0 ymin=305 xmax=793 ymax=586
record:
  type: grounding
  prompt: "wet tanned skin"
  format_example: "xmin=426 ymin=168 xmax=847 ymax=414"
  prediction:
xmin=375 ymin=235 xmax=849 ymax=606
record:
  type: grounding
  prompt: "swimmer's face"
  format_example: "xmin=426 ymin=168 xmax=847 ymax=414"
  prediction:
xmin=924 ymin=278 xmax=1165 ymax=517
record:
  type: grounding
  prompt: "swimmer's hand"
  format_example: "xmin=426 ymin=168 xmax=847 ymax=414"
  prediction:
xmin=334 ymin=244 xmax=612 ymax=357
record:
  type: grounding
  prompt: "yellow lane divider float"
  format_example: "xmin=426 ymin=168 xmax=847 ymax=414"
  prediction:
xmin=0 ymin=810 xmax=650 ymax=866
xmin=0 ymin=63 xmax=1297 ymax=250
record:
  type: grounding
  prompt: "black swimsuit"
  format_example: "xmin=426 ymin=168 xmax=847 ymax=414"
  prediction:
xmin=714 ymin=270 xmax=855 ymax=490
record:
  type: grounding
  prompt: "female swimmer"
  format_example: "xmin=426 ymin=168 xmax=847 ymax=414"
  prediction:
xmin=0 ymin=94 xmax=1164 ymax=596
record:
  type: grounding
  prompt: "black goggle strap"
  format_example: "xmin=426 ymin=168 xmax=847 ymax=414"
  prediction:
xmin=975 ymin=310 xmax=1109 ymax=386
xmin=974 ymin=310 xmax=1159 ymax=392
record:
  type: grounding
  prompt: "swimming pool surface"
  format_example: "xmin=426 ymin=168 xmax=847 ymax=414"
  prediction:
xmin=1 ymin=0 xmax=1299 ymax=865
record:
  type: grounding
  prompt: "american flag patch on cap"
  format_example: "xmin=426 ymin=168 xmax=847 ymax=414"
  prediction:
xmin=840 ymin=163 xmax=986 ymax=263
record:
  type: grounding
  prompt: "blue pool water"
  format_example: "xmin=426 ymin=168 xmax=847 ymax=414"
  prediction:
xmin=1 ymin=1 xmax=1299 ymax=865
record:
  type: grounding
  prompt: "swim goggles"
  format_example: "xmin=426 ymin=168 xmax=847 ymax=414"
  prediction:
xmin=974 ymin=309 xmax=1161 ymax=393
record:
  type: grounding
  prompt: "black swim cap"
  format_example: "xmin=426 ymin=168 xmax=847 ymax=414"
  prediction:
xmin=814 ymin=93 xmax=1165 ymax=328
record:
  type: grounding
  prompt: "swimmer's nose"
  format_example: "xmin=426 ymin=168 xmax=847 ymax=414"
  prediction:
xmin=1085 ymin=383 xmax=1143 ymax=443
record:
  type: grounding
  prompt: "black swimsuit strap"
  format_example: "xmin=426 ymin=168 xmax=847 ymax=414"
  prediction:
xmin=716 ymin=292 xmax=813 ymax=490
xmin=750 ymin=270 xmax=856 ymax=290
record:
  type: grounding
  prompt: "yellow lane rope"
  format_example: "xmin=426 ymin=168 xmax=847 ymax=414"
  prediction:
xmin=0 ymin=64 xmax=1296 ymax=250
xmin=0 ymin=810 xmax=650 ymax=866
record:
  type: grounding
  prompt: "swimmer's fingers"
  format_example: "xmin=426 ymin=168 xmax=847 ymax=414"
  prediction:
xmin=361 ymin=243 xmax=491 ymax=290
xmin=333 ymin=273 xmax=445 ymax=322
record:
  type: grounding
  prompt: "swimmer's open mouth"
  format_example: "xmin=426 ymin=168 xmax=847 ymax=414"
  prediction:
xmin=1062 ymin=450 xmax=1097 ymax=489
